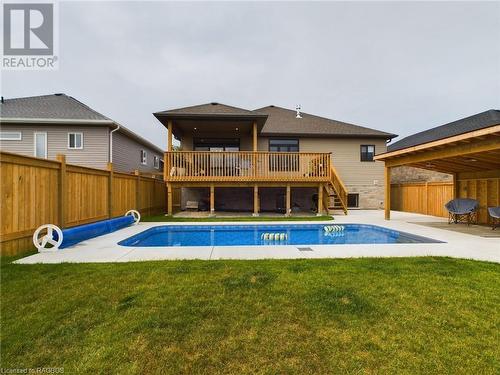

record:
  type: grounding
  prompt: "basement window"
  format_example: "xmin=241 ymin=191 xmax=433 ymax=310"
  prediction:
xmin=347 ymin=193 xmax=359 ymax=208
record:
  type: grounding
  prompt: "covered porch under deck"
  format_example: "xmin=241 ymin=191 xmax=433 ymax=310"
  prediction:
xmin=376 ymin=124 xmax=500 ymax=225
xmin=167 ymin=182 xmax=331 ymax=217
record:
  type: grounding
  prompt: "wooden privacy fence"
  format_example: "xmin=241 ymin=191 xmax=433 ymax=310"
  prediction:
xmin=0 ymin=152 xmax=166 ymax=255
xmin=391 ymin=182 xmax=453 ymax=218
xmin=391 ymin=178 xmax=500 ymax=223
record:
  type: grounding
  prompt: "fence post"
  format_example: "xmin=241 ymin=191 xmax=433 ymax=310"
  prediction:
xmin=56 ymin=154 xmax=66 ymax=228
xmin=107 ymin=163 xmax=113 ymax=218
xmin=424 ymin=182 xmax=429 ymax=215
xmin=134 ymin=170 xmax=140 ymax=212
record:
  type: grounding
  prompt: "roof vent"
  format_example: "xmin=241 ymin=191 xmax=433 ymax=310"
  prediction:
xmin=296 ymin=105 xmax=302 ymax=119
xmin=1 ymin=96 xmax=4 ymax=104
xmin=210 ymin=102 xmax=218 ymax=105
xmin=54 ymin=93 xmax=63 ymax=96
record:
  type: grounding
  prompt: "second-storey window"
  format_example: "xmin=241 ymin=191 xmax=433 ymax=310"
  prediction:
xmin=269 ymin=139 xmax=299 ymax=171
xmin=141 ymin=150 xmax=147 ymax=165
xmin=154 ymin=155 xmax=159 ymax=169
xmin=360 ymin=145 xmax=375 ymax=162
xmin=269 ymin=138 xmax=299 ymax=152
xmin=68 ymin=132 xmax=83 ymax=149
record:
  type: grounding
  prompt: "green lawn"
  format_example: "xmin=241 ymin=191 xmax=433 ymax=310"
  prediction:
xmin=1 ymin=257 xmax=499 ymax=374
xmin=142 ymin=214 xmax=334 ymax=222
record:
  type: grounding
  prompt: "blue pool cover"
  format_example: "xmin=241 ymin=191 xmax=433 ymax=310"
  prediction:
xmin=60 ymin=215 xmax=134 ymax=249
xmin=118 ymin=224 xmax=442 ymax=247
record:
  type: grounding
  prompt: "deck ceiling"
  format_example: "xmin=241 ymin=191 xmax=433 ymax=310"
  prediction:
xmin=375 ymin=128 xmax=500 ymax=174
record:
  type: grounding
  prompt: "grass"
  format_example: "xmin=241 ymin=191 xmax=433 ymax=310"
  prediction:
xmin=1 ymin=257 xmax=499 ymax=374
xmin=142 ymin=214 xmax=334 ymax=222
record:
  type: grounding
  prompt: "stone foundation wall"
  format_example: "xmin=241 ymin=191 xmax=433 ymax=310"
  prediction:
xmin=392 ymin=166 xmax=452 ymax=183
xmin=347 ymin=184 xmax=384 ymax=210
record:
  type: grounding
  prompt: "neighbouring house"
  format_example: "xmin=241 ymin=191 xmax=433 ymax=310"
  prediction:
xmin=0 ymin=94 xmax=164 ymax=174
xmin=154 ymin=102 xmax=396 ymax=215
xmin=376 ymin=109 xmax=500 ymax=224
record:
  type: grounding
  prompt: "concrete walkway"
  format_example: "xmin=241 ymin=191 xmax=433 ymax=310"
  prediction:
xmin=15 ymin=211 xmax=500 ymax=264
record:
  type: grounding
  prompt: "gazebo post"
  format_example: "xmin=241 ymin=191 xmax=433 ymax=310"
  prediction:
xmin=384 ymin=166 xmax=391 ymax=220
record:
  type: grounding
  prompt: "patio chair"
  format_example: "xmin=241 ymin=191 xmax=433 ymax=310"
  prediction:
xmin=185 ymin=200 xmax=199 ymax=211
xmin=488 ymin=207 xmax=500 ymax=230
xmin=445 ymin=198 xmax=479 ymax=226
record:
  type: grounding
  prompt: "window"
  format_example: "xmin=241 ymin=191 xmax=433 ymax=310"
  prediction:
xmin=360 ymin=145 xmax=375 ymax=162
xmin=34 ymin=132 xmax=47 ymax=159
xmin=268 ymin=139 xmax=299 ymax=171
xmin=193 ymin=138 xmax=240 ymax=151
xmin=141 ymin=150 xmax=147 ymax=165
xmin=0 ymin=131 xmax=22 ymax=140
xmin=347 ymin=193 xmax=359 ymax=208
xmin=154 ymin=155 xmax=159 ymax=169
xmin=269 ymin=138 xmax=299 ymax=152
xmin=68 ymin=132 xmax=83 ymax=149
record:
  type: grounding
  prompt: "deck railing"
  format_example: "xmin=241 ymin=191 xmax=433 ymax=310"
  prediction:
xmin=164 ymin=151 xmax=331 ymax=182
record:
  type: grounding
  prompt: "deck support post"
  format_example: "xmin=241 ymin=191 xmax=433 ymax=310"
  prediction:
xmin=385 ymin=166 xmax=391 ymax=220
xmin=285 ymin=184 xmax=291 ymax=216
xmin=317 ymin=183 xmax=323 ymax=216
xmin=167 ymin=120 xmax=173 ymax=152
xmin=252 ymin=122 xmax=258 ymax=152
xmin=210 ymin=184 xmax=215 ymax=216
xmin=167 ymin=182 xmax=172 ymax=216
xmin=253 ymin=185 xmax=259 ymax=216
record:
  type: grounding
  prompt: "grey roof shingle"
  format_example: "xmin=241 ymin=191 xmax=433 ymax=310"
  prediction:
xmin=387 ymin=109 xmax=500 ymax=152
xmin=0 ymin=93 xmax=112 ymax=121
xmin=256 ymin=105 xmax=396 ymax=138
xmin=155 ymin=102 xmax=266 ymax=117
xmin=0 ymin=94 xmax=164 ymax=153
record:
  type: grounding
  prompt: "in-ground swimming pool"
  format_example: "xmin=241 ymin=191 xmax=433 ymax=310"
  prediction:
xmin=118 ymin=224 xmax=442 ymax=247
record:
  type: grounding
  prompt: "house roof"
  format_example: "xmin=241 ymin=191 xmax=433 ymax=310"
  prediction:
xmin=256 ymin=105 xmax=397 ymax=139
xmin=0 ymin=94 xmax=164 ymax=154
xmin=387 ymin=109 xmax=500 ymax=152
xmin=155 ymin=102 xmax=265 ymax=117
xmin=154 ymin=102 xmax=269 ymax=130
xmin=0 ymin=93 xmax=112 ymax=122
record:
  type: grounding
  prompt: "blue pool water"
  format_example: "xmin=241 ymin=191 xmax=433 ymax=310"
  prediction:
xmin=118 ymin=224 xmax=441 ymax=247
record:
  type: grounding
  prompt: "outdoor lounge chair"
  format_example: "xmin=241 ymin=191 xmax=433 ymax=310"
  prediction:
xmin=185 ymin=201 xmax=199 ymax=211
xmin=488 ymin=207 xmax=500 ymax=230
xmin=445 ymin=198 xmax=479 ymax=225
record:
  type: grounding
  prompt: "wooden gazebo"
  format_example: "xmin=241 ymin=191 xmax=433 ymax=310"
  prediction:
xmin=375 ymin=110 xmax=500 ymax=224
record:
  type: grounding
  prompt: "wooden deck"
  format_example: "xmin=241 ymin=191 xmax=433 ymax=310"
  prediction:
xmin=164 ymin=151 xmax=331 ymax=182
xmin=163 ymin=151 xmax=349 ymax=216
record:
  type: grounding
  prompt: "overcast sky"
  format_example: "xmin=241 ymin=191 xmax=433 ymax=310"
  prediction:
xmin=2 ymin=1 xmax=499 ymax=149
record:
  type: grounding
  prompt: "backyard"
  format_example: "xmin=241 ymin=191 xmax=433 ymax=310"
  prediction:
xmin=1 ymin=256 xmax=499 ymax=374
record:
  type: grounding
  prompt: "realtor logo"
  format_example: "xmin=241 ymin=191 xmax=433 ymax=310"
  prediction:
xmin=2 ymin=1 xmax=58 ymax=69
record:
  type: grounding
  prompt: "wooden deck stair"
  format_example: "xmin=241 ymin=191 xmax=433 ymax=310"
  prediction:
xmin=325 ymin=166 xmax=348 ymax=215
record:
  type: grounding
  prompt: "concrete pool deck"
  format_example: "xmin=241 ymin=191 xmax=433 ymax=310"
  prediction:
xmin=15 ymin=210 xmax=500 ymax=264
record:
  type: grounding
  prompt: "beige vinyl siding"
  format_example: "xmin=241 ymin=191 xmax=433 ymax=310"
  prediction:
xmin=257 ymin=136 xmax=386 ymax=184
xmin=0 ymin=124 xmax=109 ymax=169
xmin=112 ymin=131 xmax=163 ymax=174
xmin=258 ymin=136 xmax=387 ymax=209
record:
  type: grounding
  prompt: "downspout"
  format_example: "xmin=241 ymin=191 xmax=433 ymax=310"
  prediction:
xmin=109 ymin=124 xmax=120 ymax=163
